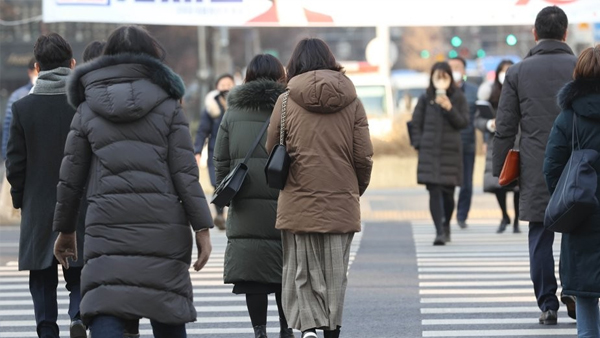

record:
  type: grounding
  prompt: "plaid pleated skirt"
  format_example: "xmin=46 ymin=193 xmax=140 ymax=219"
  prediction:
xmin=281 ymin=230 xmax=354 ymax=331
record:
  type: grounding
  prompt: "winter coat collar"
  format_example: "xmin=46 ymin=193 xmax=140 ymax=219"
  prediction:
xmin=527 ymin=40 xmax=574 ymax=58
xmin=558 ymin=78 xmax=600 ymax=119
xmin=67 ymin=53 xmax=185 ymax=109
xmin=227 ymin=79 xmax=286 ymax=112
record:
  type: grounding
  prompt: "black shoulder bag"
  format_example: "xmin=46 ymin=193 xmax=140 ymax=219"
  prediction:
xmin=211 ymin=118 xmax=271 ymax=208
xmin=265 ymin=91 xmax=291 ymax=190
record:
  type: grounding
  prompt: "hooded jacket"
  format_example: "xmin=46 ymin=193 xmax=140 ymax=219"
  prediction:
xmin=265 ymin=70 xmax=373 ymax=234
xmin=53 ymin=53 xmax=213 ymax=324
xmin=213 ymin=79 xmax=286 ymax=285
xmin=544 ymin=78 xmax=600 ymax=298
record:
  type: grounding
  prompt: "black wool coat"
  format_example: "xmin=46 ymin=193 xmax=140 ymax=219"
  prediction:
xmin=53 ymin=53 xmax=213 ymax=325
xmin=493 ymin=40 xmax=577 ymax=222
xmin=544 ymin=79 xmax=600 ymax=298
xmin=213 ymin=79 xmax=286 ymax=286
xmin=412 ymin=90 xmax=469 ymax=187
xmin=6 ymin=92 xmax=85 ymax=271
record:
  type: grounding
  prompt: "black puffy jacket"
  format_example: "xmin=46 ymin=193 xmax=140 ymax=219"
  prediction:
xmin=53 ymin=53 xmax=213 ymax=324
xmin=411 ymin=90 xmax=469 ymax=186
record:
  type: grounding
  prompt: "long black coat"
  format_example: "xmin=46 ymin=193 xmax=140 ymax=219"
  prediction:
xmin=6 ymin=91 xmax=85 ymax=271
xmin=412 ymin=90 xmax=469 ymax=186
xmin=493 ymin=40 xmax=576 ymax=222
xmin=53 ymin=53 xmax=213 ymax=325
xmin=544 ymin=79 xmax=600 ymax=298
xmin=213 ymin=79 xmax=286 ymax=286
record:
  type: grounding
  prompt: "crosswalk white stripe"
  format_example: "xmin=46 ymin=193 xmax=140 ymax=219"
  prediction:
xmin=422 ymin=329 xmax=576 ymax=337
xmin=0 ymin=316 xmax=283 ymax=327
xmin=0 ymin=327 xmax=295 ymax=337
xmin=414 ymin=221 xmax=565 ymax=338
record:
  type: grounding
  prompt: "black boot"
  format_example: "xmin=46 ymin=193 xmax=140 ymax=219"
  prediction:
xmin=254 ymin=325 xmax=268 ymax=338
xmin=433 ymin=221 xmax=446 ymax=246
xmin=323 ymin=326 xmax=341 ymax=338
xmin=513 ymin=219 xmax=521 ymax=233
xmin=443 ymin=223 xmax=451 ymax=242
xmin=279 ymin=316 xmax=294 ymax=338
xmin=497 ymin=217 xmax=510 ymax=233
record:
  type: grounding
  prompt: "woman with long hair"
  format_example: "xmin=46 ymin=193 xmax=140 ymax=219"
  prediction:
xmin=266 ymin=38 xmax=373 ymax=338
xmin=52 ymin=25 xmax=213 ymax=337
xmin=476 ymin=60 xmax=521 ymax=233
xmin=545 ymin=45 xmax=600 ymax=338
xmin=213 ymin=54 xmax=293 ymax=338
xmin=410 ymin=62 xmax=469 ymax=245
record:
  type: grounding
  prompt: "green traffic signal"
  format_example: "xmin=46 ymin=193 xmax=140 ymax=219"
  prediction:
xmin=420 ymin=50 xmax=431 ymax=59
xmin=477 ymin=49 xmax=486 ymax=58
xmin=451 ymin=36 xmax=462 ymax=48
xmin=448 ymin=50 xmax=458 ymax=58
xmin=506 ymin=34 xmax=518 ymax=46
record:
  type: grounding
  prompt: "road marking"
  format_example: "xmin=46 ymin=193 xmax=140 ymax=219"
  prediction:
xmin=422 ymin=329 xmax=576 ymax=337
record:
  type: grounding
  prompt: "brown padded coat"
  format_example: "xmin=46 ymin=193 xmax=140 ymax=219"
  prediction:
xmin=266 ymin=70 xmax=373 ymax=234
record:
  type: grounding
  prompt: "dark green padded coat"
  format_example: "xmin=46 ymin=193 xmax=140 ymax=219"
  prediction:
xmin=213 ymin=79 xmax=286 ymax=285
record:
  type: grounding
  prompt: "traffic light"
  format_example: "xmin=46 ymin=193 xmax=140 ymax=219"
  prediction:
xmin=420 ymin=50 xmax=431 ymax=59
xmin=477 ymin=49 xmax=486 ymax=58
xmin=506 ymin=34 xmax=518 ymax=46
xmin=451 ymin=36 xmax=462 ymax=48
xmin=448 ymin=50 xmax=458 ymax=58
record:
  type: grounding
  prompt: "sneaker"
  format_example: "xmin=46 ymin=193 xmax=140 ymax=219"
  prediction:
xmin=213 ymin=215 xmax=226 ymax=230
xmin=561 ymin=293 xmax=577 ymax=320
xmin=539 ymin=310 xmax=558 ymax=325
xmin=69 ymin=319 xmax=87 ymax=338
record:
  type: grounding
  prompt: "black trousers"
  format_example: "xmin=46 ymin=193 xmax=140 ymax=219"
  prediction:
xmin=528 ymin=222 xmax=559 ymax=311
xmin=29 ymin=263 xmax=82 ymax=338
xmin=426 ymin=184 xmax=455 ymax=228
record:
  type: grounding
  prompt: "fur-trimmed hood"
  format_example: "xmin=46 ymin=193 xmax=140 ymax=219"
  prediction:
xmin=67 ymin=53 xmax=185 ymax=122
xmin=227 ymin=79 xmax=286 ymax=112
xmin=558 ymin=78 xmax=600 ymax=120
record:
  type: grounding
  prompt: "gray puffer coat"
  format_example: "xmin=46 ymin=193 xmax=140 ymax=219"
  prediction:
xmin=53 ymin=53 xmax=213 ymax=325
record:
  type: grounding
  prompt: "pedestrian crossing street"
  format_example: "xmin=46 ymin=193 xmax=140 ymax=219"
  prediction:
xmin=0 ymin=230 xmax=363 ymax=338
xmin=412 ymin=219 xmax=577 ymax=337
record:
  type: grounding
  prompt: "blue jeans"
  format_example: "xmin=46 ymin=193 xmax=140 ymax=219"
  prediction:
xmin=577 ymin=297 xmax=600 ymax=338
xmin=90 ymin=315 xmax=186 ymax=338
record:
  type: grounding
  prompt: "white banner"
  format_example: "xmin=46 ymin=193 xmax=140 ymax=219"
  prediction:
xmin=43 ymin=0 xmax=600 ymax=27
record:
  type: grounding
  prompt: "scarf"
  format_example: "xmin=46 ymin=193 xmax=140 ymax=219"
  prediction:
xmin=31 ymin=67 xmax=71 ymax=95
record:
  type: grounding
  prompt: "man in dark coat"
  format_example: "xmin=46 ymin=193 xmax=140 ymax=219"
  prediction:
xmin=492 ymin=6 xmax=577 ymax=325
xmin=449 ymin=57 xmax=478 ymax=229
xmin=194 ymin=74 xmax=235 ymax=230
xmin=5 ymin=33 xmax=86 ymax=338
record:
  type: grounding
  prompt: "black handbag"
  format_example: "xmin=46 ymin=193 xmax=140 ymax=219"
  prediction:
xmin=211 ymin=118 xmax=271 ymax=208
xmin=544 ymin=114 xmax=599 ymax=233
xmin=265 ymin=91 xmax=291 ymax=190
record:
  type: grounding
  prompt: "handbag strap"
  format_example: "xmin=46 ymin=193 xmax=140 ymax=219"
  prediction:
xmin=242 ymin=118 xmax=271 ymax=165
xmin=572 ymin=113 xmax=580 ymax=152
xmin=280 ymin=91 xmax=290 ymax=146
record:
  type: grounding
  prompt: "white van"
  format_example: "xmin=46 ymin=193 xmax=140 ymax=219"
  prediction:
xmin=347 ymin=73 xmax=395 ymax=139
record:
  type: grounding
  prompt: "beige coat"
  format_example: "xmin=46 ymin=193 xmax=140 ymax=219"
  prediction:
xmin=266 ymin=70 xmax=373 ymax=234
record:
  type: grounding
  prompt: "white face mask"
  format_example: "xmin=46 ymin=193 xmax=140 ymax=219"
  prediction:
xmin=31 ymin=76 xmax=38 ymax=85
xmin=433 ymin=70 xmax=451 ymax=90
xmin=498 ymin=72 xmax=506 ymax=85
xmin=452 ymin=71 xmax=463 ymax=83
